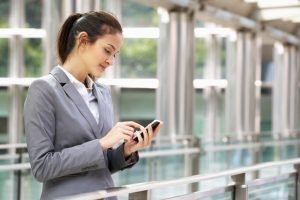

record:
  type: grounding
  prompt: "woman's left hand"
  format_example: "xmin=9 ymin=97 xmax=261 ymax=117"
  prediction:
xmin=123 ymin=121 xmax=163 ymax=157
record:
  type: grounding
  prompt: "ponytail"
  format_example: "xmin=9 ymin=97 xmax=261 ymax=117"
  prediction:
xmin=57 ymin=13 xmax=82 ymax=64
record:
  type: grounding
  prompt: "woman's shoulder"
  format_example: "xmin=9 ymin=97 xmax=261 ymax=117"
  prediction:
xmin=28 ymin=74 xmax=59 ymax=97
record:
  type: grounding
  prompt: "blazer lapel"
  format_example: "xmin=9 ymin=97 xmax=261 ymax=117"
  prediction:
xmin=50 ymin=66 xmax=99 ymax=138
xmin=93 ymin=85 xmax=105 ymax=136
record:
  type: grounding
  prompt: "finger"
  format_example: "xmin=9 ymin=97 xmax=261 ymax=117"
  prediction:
xmin=122 ymin=134 xmax=132 ymax=142
xmin=145 ymin=126 xmax=153 ymax=146
xmin=123 ymin=121 xmax=142 ymax=128
xmin=122 ymin=125 xmax=135 ymax=132
xmin=139 ymin=126 xmax=149 ymax=146
xmin=120 ymin=128 xmax=135 ymax=137
xmin=136 ymin=131 xmax=143 ymax=146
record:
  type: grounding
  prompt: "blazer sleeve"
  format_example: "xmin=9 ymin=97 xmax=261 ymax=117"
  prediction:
xmin=107 ymin=143 xmax=139 ymax=174
xmin=24 ymin=79 xmax=107 ymax=182
xmin=99 ymin=84 xmax=139 ymax=173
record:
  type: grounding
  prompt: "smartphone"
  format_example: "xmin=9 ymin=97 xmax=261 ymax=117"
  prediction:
xmin=133 ymin=120 xmax=161 ymax=142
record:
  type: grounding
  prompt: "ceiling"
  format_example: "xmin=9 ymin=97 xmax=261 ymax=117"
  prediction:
xmin=134 ymin=0 xmax=300 ymax=45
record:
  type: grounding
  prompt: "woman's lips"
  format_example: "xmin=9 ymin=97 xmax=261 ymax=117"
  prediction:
xmin=99 ymin=64 xmax=106 ymax=71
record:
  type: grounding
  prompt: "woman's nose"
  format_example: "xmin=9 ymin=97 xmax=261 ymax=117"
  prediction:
xmin=106 ymin=56 xmax=114 ymax=66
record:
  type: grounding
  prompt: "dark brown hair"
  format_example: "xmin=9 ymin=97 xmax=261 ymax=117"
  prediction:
xmin=57 ymin=11 xmax=122 ymax=64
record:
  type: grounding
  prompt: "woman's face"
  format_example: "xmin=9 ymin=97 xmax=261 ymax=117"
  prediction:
xmin=81 ymin=32 xmax=122 ymax=78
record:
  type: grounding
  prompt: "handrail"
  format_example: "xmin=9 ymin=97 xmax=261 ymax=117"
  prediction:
xmin=57 ymin=158 xmax=300 ymax=200
xmin=0 ymin=163 xmax=30 ymax=172
xmin=1 ymin=136 xmax=300 ymax=151
xmin=0 ymin=147 xmax=199 ymax=171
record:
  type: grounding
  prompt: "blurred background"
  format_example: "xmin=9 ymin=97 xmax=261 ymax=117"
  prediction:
xmin=1 ymin=0 xmax=300 ymax=199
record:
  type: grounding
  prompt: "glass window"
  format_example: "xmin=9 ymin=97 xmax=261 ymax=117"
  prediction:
xmin=0 ymin=39 xmax=9 ymax=77
xmin=0 ymin=0 xmax=9 ymax=28
xmin=25 ymin=0 xmax=42 ymax=28
xmin=24 ymin=39 xmax=43 ymax=77
xmin=194 ymin=38 xmax=205 ymax=79
xmin=122 ymin=0 xmax=157 ymax=27
xmin=120 ymin=38 xmax=157 ymax=78
xmin=119 ymin=88 xmax=155 ymax=125
xmin=194 ymin=89 xmax=204 ymax=136
xmin=0 ymin=88 xmax=9 ymax=144
xmin=261 ymin=87 xmax=272 ymax=132
xmin=261 ymin=44 xmax=274 ymax=82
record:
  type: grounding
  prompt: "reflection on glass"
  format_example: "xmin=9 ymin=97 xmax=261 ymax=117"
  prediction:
xmin=0 ymin=88 xmax=9 ymax=143
xmin=122 ymin=0 xmax=157 ymax=27
xmin=0 ymin=0 xmax=9 ymax=28
xmin=249 ymin=177 xmax=295 ymax=200
xmin=119 ymin=88 xmax=155 ymax=125
xmin=25 ymin=0 xmax=42 ymax=28
xmin=24 ymin=39 xmax=43 ymax=77
xmin=120 ymin=38 xmax=157 ymax=78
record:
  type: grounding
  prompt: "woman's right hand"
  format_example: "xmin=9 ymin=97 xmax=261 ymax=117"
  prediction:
xmin=99 ymin=121 xmax=140 ymax=150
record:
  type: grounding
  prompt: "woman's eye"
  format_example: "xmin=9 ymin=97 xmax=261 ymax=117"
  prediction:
xmin=104 ymin=49 xmax=111 ymax=54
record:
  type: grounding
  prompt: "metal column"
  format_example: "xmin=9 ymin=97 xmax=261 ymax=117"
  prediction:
xmin=272 ymin=43 xmax=297 ymax=137
xmin=225 ymin=31 xmax=261 ymax=140
xmin=203 ymin=34 xmax=222 ymax=142
xmin=157 ymin=9 xmax=195 ymax=142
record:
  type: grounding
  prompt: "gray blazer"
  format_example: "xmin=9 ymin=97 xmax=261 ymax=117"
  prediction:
xmin=24 ymin=67 xmax=138 ymax=200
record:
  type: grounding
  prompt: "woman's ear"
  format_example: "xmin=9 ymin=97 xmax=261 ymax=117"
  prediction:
xmin=77 ymin=31 xmax=89 ymax=49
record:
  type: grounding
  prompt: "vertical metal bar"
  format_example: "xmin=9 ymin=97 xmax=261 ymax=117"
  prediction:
xmin=203 ymin=34 xmax=221 ymax=142
xmin=190 ymin=138 xmax=201 ymax=192
xmin=225 ymin=33 xmax=237 ymax=135
xmin=294 ymin=164 xmax=300 ymax=200
xmin=231 ymin=173 xmax=248 ymax=200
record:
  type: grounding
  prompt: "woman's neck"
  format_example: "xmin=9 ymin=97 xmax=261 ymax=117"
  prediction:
xmin=62 ymin=59 xmax=87 ymax=83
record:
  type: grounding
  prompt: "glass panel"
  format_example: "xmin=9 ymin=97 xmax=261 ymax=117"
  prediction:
xmin=0 ymin=38 xmax=9 ymax=77
xmin=24 ymin=39 xmax=43 ymax=77
xmin=122 ymin=0 xmax=157 ymax=27
xmin=195 ymin=38 xmax=205 ymax=79
xmin=261 ymin=44 xmax=273 ymax=82
xmin=0 ymin=0 xmax=9 ymax=28
xmin=120 ymin=38 xmax=157 ymax=78
xmin=0 ymin=171 xmax=16 ymax=200
xmin=25 ymin=0 xmax=42 ymax=28
xmin=119 ymin=88 xmax=155 ymax=124
xmin=21 ymin=170 xmax=42 ymax=200
xmin=248 ymin=177 xmax=295 ymax=200
xmin=0 ymin=88 xmax=9 ymax=144
xmin=0 ymin=170 xmax=42 ymax=200
xmin=200 ymin=192 xmax=232 ymax=200
xmin=113 ymin=155 xmax=187 ymax=200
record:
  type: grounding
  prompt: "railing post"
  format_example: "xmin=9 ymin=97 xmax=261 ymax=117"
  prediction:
xmin=128 ymin=191 xmax=148 ymax=200
xmin=294 ymin=164 xmax=300 ymax=200
xmin=186 ymin=137 xmax=201 ymax=193
xmin=231 ymin=173 xmax=248 ymax=200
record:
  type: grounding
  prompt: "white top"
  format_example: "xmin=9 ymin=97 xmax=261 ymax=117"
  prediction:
xmin=58 ymin=65 xmax=99 ymax=124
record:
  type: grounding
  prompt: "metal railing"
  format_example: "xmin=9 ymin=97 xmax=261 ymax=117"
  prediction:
xmin=58 ymin=158 xmax=300 ymax=200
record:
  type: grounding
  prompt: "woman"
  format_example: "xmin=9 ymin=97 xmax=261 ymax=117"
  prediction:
xmin=24 ymin=11 xmax=162 ymax=200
